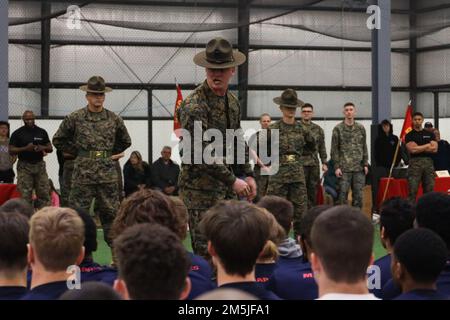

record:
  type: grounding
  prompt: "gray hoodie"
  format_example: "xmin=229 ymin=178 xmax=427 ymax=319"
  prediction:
xmin=278 ymin=238 xmax=303 ymax=259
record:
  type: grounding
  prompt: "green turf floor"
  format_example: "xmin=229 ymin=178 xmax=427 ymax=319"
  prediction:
xmin=93 ymin=225 xmax=386 ymax=266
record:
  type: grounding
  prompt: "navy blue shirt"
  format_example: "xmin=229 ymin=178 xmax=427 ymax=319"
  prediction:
xmin=371 ymin=254 xmax=392 ymax=298
xmin=255 ymin=263 xmax=276 ymax=285
xmin=383 ymin=260 xmax=450 ymax=299
xmin=437 ymin=260 xmax=450 ymax=295
xmin=80 ymin=259 xmax=117 ymax=286
xmin=187 ymin=272 xmax=216 ymax=300
xmin=394 ymin=289 xmax=449 ymax=300
xmin=267 ymin=257 xmax=318 ymax=300
xmin=219 ymin=282 xmax=281 ymax=300
xmin=187 ymin=252 xmax=216 ymax=299
xmin=21 ymin=281 xmax=68 ymax=300
xmin=0 ymin=286 xmax=28 ymax=300
xmin=189 ymin=252 xmax=212 ymax=279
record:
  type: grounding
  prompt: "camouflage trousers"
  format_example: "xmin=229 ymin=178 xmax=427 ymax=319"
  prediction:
xmin=338 ymin=171 xmax=365 ymax=208
xmin=17 ymin=160 xmax=51 ymax=208
xmin=266 ymin=180 xmax=307 ymax=238
xmin=69 ymin=182 xmax=119 ymax=247
xmin=303 ymin=165 xmax=320 ymax=209
xmin=181 ymin=188 xmax=234 ymax=259
xmin=407 ymin=157 xmax=435 ymax=203
xmin=254 ymin=172 xmax=269 ymax=202
xmin=60 ymin=160 xmax=74 ymax=207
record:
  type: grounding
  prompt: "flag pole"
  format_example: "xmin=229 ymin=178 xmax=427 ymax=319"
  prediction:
xmin=381 ymin=100 xmax=411 ymax=204
xmin=382 ymin=139 xmax=401 ymax=203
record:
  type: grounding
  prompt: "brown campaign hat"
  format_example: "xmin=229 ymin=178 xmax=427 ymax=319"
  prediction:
xmin=193 ymin=37 xmax=246 ymax=69
xmin=79 ymin=76 xmax=112 ymax=93
xmin=273 ymin=89 xmax=304 ymax=108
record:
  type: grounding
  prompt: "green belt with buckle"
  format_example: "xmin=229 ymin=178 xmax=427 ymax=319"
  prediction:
xmin=280 ymin=154 xmax=299 ymax=163
xmin=78 ymin=150 xmax=112 ymax=159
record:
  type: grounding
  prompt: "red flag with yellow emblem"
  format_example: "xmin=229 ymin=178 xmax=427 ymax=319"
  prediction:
xmin=400 ymin=102 xmax=413 ymax=142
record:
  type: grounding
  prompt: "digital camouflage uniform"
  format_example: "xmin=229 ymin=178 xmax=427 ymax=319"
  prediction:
xmin=16 ymin=160 xmax=51 ymax=208
xmin=300 ymin=121 xmax=327 ymax=209
xmin=177 ymin=80 xmax=253 ymax=258
xmin=248 ymin=129 xmax=270 ymax=202
xmin=330 ymin=121 xmax=368 ymax=208
xmin=265 ymin=120 xmax=315 ymax=237
xmin=60 ymin=159 xmax=74 ymax=207
xmin=52 ymin=107 xmax=131 ymax=246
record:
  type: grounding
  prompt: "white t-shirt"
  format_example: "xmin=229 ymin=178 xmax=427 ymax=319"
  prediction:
xmin=318 ymin=293 xmax=380 ymax=300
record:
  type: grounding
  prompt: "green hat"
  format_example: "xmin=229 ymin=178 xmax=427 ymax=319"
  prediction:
xmin=193 ymin=37 xmax=246 ymax=69
xmin=80 ymin=76 xmax=112 ymax=93
xmin=273 ymin=89 xmax=304 ymax=108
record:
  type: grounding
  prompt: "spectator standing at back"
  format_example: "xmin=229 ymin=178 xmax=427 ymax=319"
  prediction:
xmin=405 ymin=112 xmax=437 ymax=202
xmin=373 ymin=120 xmax=401 ymax=211
xmin=0 ymin=121 xmax=16 ymax=183
xmin=9 ymin=111 xmax=53 ymax=208
xmin=431 ymin=129 xmax=450 ymax=172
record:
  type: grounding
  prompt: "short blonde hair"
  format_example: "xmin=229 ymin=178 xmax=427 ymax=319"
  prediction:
xmin=29 ymin=207 xmax=84 ymax=272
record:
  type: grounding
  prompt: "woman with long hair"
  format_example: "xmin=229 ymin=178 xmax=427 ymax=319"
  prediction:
xmin=123 ymin=151 xmax=151 ymax=197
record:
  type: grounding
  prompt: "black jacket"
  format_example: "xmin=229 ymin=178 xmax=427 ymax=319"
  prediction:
xmin=123 ymin=161 xmax=152 ymax=196
xmin=374 ymin=123 xmax=401 ymax=168
xmin=151 ymin=158 xmax=180 ymax=192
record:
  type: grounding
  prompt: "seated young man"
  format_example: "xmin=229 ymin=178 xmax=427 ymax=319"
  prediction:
xmin=22 ymin=207 xmax=85 ymax=300
xmin=113 ymin=223 xmax=191 ymax=300
xmin=392 ymin=228 xmax=449 ymax=300
xmin=0 ymin=198 xmax=34 ymax=219
xmin=59 ymin=282 xmax=122 ymax=300
xmin=311 ymin=205 xmax=378 ymax=300
xmin=74 ymin=208 xmax=117 ymax=286
xmin=415 ymin=192 xmax=450 ymax=295
xmin=111 ymin=189 xmax=215 ymax=299
xmin=371 ymin=197 xmax=415 ymax=297
xmin=0 ymin=212 xmax=29 ymax=299
xmin=199 ymin=200 xmax=280 ymax=300
xmin=257 ymin=196 xmax=303 ymax=264
xmin=266 ymin=205 xmax=332 ymax=300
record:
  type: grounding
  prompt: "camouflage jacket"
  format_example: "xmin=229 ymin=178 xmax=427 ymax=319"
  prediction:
xmin=300 ymin=121 xmax=327 ymax=166
xmin=176 ymin=80 xmax=253 ymax=192
xmin=52 ymin=107 xmax=131 ymax=185
xmin=268 ymin=120 xmax=315 ymax=183
xmin=330 ymin=121 xmax=368 ymax=172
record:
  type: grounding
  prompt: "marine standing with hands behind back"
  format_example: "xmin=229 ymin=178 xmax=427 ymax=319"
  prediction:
xmin=265 ymin=89 xmax=315 ymax=238
xmin=53 ymin=76 xmax=132 ymax=247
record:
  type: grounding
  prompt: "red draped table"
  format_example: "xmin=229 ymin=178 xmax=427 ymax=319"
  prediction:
xmin=376 ymin=177 xmax=450 ymax=208
xmin=0 ymin=184 xmax=21 ymax=205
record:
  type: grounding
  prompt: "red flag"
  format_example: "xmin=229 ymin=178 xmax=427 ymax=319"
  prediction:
xmin=399 ymin=102 xmax=413 ymax=143
xmin=173 ymin=83 xmax=183 ymax=138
